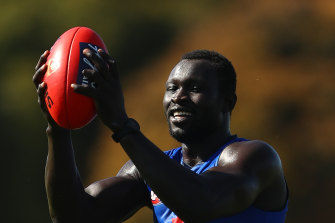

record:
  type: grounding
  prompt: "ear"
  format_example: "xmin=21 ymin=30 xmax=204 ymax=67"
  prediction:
xmin=222 ymin=94 xmax=237 ymax=113
xmin=229 ymin=94 xmax=237 ymax=111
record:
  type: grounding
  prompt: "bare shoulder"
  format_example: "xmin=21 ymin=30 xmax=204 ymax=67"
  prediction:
xmin=219 ymin=139 xmax=283 ymax=173
xmin=85 ymin=160 xmax=145 ymax=198
xmin=83 ymin=160 xmax=151 ymax=221
xmin=218 ymin=139 xmax=287 ymax=210
xmin=117 ymin=159 xmax=143 ymax=179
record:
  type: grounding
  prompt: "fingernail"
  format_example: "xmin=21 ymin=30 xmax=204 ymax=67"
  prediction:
xmin=71 ymin=83 xmax=76 ymax=88
xmin=83 ymin=48 xmax=90 ymax=54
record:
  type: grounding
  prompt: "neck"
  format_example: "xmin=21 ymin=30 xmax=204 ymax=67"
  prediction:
xmin=181 ymin=117 xmax=233 ymax=166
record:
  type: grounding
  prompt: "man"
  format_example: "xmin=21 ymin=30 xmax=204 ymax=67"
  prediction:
xmin=33 ymin=49 xmax=288 ymax=223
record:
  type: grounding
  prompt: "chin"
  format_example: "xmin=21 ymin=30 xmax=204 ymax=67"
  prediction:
xmin=169 ymin=125 xmax=202 ymax=144
xmin=168 ymin=124 xmax=188 ymax=143
xmin=168 ymin=120 xmax=219 ymax=144
xmin=170 ymin=131 xmax=187 ymax=143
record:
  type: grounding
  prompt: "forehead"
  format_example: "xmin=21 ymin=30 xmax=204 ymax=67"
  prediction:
xmin=167 ymin=59 xmax=218 ymax=84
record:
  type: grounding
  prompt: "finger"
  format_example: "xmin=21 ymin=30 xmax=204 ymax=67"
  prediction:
xmin=83 ymin=49 xmax=109 ymax=79
xmin=82 ymin=69 xmax=105 ymax=84
xmin=98 ymin=49 xmax=119 ymax=81
xmin=35 ymin=50 xmax=50 ymax=71
xmin=37 ymin=82 xmax=48 ymax=112
xmin=36 ymin=82 xmax=58 ymax=126
xmin=33 ymin=64 xmax=48 ymax=88
xmin=71 ymin=84 xmax=96 ymax=98
xmin=98 ymin=49 xmax=115 ymax=64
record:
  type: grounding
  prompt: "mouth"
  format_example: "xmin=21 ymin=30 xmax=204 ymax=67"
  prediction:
xmin=168 ymin=108 xmax=194 ymax=124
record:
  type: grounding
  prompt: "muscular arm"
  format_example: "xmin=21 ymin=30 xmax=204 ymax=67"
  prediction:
xmin=119 ymin=135 xmax=286 ymax=222
xmin=33 ymin=51 xmax=149 ymax=223
xmin=84 ymin=160 xmax=151 ymax=222
xmin=45 ymin=127 xmax=150 ymax=223
xmin=44 ymin=126 xmax=83 ymax=222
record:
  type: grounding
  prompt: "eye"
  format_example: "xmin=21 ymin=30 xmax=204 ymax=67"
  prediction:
xmin=166 ymin=84 xmax=177 ymax=92
xmin=190 ymin=85 xmax=200 ymax=92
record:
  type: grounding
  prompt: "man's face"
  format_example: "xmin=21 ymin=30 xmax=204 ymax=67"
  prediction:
xmin=163 ymin=59 xmax=225 ymax=143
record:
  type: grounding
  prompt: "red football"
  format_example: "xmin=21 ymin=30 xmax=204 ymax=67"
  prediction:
xmin=43 ymin=27 xmax=108 ymax=129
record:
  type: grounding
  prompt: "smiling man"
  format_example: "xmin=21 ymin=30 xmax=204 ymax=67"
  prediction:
xmin=33 ymin=49 xmax=288 ymax=223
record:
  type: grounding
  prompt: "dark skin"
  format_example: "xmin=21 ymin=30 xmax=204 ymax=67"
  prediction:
xmin=33 ymin=49 xmax=287 ymax=223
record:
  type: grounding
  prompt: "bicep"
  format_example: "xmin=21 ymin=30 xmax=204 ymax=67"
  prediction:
xmin=84 ymin=161 xmax=151 ymax=222
xmin=200 ymin=167 xmax=260 ymax=217
xmin=197 ymin=142 xmax=281 ymax=217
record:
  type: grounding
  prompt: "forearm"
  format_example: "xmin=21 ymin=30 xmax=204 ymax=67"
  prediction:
xmin=45 ymin=126 xmax=88 ymax=222
xmin=119 ymin=132 xmax=210 ymax=218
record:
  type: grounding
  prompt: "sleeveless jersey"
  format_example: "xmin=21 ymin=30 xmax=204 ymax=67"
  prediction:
xmin=147 ymin=137 xmax=288 ymax=223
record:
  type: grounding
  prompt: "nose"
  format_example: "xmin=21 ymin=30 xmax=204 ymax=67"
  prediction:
xmin=171 ymin=88 xmax=188 ymax=104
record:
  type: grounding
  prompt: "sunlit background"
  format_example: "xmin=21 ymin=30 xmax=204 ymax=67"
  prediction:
xmin=1 ymin=0 xmax=334 ymax=222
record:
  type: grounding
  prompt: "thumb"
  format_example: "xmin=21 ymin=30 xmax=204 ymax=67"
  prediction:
xmin=71 ymin=84 xmax=96 ymax=98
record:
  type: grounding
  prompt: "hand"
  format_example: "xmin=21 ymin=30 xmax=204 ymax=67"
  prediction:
xmin=71 ymin=49 xmax=128 ymax=131
xmin=32 ymin=50 xmax=65 ymax=132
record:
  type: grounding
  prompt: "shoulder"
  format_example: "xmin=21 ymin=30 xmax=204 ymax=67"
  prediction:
xmin=85 ymin=160 xmax=146 ymax=199
xmin=219 ymin=139 xmax=283 ymax=173
xmin=117 ymin=159 xmax=143 ymax=180
xmin=218 ymin=139 xmax=287 ymax=210
xmin=83 ymin=161 xmax=152 ymax=219
xmin=218 ymin=139 xmax=285 ymax=194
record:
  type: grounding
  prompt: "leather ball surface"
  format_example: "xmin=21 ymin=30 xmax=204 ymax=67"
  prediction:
xmin=43 ymin=27 xmax=108 ymax=129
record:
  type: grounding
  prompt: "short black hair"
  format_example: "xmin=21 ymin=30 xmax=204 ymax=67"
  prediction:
xmin=181 ymin=49 xmax=237 ymax=111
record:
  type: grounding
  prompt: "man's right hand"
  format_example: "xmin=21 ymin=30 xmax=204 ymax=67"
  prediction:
xmin=32 ymin=50 xmax=66 ymax=132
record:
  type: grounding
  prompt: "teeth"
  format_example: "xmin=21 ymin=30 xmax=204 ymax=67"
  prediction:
xmin=173 ymin=111 xmax=192 ymax=117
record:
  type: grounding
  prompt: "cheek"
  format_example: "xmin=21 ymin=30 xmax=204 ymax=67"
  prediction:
xmin=190 ymin=94 xmax=210 ymax=106
xmin=193 ymin=96 xmax=221 ymax=115
xmin=162 ymin=93 xmax=170 ymax=112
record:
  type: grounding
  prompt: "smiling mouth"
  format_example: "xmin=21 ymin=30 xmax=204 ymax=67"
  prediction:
xmin=169 ymin=110 xmax=193 ymax=123
xmin=173 ymin=111 xmax=192 ymax=117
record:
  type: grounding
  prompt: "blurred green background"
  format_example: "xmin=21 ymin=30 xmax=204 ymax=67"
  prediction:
xmin=1 ymin=0 xmax=334 ymax=222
